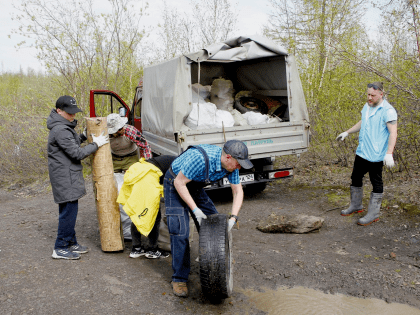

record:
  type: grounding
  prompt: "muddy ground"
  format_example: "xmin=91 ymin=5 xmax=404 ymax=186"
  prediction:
xmin=1 ymin=171 xmax=420 ymax=314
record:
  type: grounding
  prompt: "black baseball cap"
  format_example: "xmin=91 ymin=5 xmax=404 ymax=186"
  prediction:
xmin=56 ymin=95 xmax=82 ymax=114
xmin=223 ymin=140 xmax=253 ymax=169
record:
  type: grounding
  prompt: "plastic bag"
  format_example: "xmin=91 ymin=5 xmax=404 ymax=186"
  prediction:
xmin=230 ymin=109 xmax=248 ymax=126
xmin=243 ymin=111 xmax=270 ymax=125
xmin=211 ymin=78 xmax=235 ymax=111
xmin=114 ymin=172 xmax=132 ymax=240
xmin=215 ymin=110 xmax=235 ymax=128
xmin=192 ymin=83 xmax=211 ymax=103
xmin=184 ymin=102 xmax=217 ymax=130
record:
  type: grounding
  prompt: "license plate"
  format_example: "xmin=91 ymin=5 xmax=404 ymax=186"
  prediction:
xmin=223 ymin=174 xmax=254 ymax=185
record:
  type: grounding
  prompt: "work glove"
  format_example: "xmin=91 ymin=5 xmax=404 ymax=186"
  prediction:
xmin=92 ymin=131 xmax=109 ymax=148
xmin=336 ymin=132 xmax=348 ymax=141
xmin=383 ymin=154 xmax=394 ymax=168
xmin=192 ymin=207 xmax=207 ymax=226
xmin=228 ymin=219 xmax=236 ymax=232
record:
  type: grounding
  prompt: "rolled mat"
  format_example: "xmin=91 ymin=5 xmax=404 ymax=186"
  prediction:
xmin=86 ymin=117 xmax=123 ymax=252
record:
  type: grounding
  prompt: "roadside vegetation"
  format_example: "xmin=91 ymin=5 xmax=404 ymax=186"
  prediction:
xmin=1 ymin=0 xmax=419 ymax=211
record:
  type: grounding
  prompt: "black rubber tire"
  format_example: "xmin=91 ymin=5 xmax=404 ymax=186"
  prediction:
xmin=244 ymin=182 xmax=267 ymax=195
xmin=199 ymin=214 xmax=233 ymax=300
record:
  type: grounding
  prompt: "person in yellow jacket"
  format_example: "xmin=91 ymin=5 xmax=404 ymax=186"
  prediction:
xmin=117 ymin=155 xmax=176 ymax=259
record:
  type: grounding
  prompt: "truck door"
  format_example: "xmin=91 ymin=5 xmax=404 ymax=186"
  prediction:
xmin=129 ymin=86 xmax=142 ymax=131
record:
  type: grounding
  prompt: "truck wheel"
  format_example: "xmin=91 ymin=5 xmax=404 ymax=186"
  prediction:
xmin=244 ymin=182 xmax=267 ymax=195
xmin=199 ymin=214 xmax=233 ymax=300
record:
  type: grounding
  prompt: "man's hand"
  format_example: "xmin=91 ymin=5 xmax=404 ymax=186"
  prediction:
xmin=228 ymin=218 xmax=236 ymax=232
xmin=336 ymin=132 xmax=348 ymax=141
xmin=92 ymin=131 xmax=109 ymax=148
xmin=384 ymin=154 xmax=395 ymax=168
xmin=192 ymin=207 xmax=207 ymax=226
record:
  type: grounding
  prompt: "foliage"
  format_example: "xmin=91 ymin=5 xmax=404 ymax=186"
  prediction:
xmin=0 ymin=72 xmax=56 ymax=186
xmin=264 ymin=0 xmax=420 ymax=176
xmin=151 ymin=0 xmax=238 ymax=62
xmin=13 ymin=0 xmax=146 ymax=110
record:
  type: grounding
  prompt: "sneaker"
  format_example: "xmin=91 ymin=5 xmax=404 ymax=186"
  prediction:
xmin=171 ymin=281 xmax=188 ymax=297
xmin=52 ymin=249 xmax=80 ymax=260
xmin=145 ymin=249 xmax=170 ymax=259
xmin=69 ymin=244 xmax=89 ymax=254
xmin=129 ymin=247 xmax=146 ymax=258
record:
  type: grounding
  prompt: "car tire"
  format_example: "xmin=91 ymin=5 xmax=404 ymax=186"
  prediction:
xmin=244 ymin=182 xmax=267 ymax=195
xmin=199 ymin=214 xmax=233 ymax=300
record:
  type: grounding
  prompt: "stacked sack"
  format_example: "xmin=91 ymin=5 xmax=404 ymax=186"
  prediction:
xmin=185 ymin=78 xmax=281 ymax=130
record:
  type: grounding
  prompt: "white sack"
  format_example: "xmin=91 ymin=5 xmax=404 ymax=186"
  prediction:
xmin=184 ymin=102 xmax=217 ymax=130
xmin=215 ymin=110 xmax=235 ymax=128
xmin=243 ymin=111 xmax=270 ymax=125
xmin=230 ymin=109 xmax=248 ymax=126
xmin=210 ymin=78 xmax=234 ymax=111
xmin=192 ymin=83 xmax=211 ymax=103
xmin=114 ymin=172 xmax=132 ymax=240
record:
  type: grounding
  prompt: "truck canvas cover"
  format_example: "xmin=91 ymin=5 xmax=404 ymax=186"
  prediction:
xmin=142 ymin=35 xmax=309 ymax=142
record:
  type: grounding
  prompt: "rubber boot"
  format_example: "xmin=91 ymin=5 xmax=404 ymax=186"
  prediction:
xmin=341 ymin=186 xmax=364 ymax=216
xmin=357 ymin=192 xmax=383 ymax=226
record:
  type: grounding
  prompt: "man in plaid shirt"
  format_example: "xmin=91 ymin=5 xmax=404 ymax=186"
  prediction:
xmin=107 ymin=113 xmax=151 ymax=172
xmin=164 ymin=140 xmax=253 ymax=298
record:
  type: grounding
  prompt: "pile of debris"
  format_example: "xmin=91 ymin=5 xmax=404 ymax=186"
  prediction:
xmin=184 ymin=79 xmax=287 ymax=130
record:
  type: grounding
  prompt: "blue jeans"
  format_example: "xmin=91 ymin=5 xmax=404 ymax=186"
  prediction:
xmin=163 ymin=170 xmax=218 ymax=282
xmin=55 ymin=200 xmax=79 ymax=250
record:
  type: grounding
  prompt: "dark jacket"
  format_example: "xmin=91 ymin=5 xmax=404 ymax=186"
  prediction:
xmin=47 ymin=109 xmax=98 ymax=203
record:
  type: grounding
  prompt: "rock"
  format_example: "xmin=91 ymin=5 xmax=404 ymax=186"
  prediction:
xmin=257 ymin=213 xmax=324 ymax=233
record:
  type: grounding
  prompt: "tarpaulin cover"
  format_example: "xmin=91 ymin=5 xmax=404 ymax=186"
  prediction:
xmin=142 ymin=35 xmax=309 ymax=140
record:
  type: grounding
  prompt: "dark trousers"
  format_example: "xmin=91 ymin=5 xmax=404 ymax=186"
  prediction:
xmin=163 ymin=170 xmax=218 ymax=282
xmin=131 ymin=210 xmax=161 ymax=250
xmin=351 ymin=155 xmax=384 ymax=193
xmin=55 ymin=200 xmax=78 ymax=249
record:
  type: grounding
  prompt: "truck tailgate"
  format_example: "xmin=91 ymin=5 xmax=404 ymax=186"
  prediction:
xmin=144 ymin=122 xmax=309 ymax=158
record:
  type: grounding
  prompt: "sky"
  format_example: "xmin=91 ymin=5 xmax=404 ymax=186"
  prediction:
xmin=0 ymin=0 xmax=381 ymax=74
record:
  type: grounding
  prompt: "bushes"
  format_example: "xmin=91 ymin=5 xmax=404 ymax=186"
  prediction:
xmin=0 ymin=72 xmax=55 ymax=186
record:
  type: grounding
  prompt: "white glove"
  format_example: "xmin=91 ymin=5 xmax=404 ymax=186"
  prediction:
xmin=192 ymin=207 xmax=207 ymax=226
xmin=383 ymin=154 xmax=394 ymax=168
xmin=92 ymin=131 xmax=109 ymax=148
xmin=336 ymin=132 xmax=348 ymax=141
xmin=228 ymin=219 xmax=236 ymax=232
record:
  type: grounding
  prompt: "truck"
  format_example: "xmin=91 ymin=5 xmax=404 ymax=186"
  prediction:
xmin=89 ymin=35 xmax=310 ymax=194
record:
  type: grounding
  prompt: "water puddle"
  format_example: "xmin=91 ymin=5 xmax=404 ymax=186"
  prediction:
xmin=241 ymin=286 xmax=420 ymax=314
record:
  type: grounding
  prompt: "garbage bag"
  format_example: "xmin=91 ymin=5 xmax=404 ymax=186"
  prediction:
xmin=215 ymin=110 xmax=235 ymax=128
xmin=185 ymin=102 xmax=217 ymax=130
xmin=192 ymin=83 xmax=211 ymax=103
xmin=243 ymin=111 xmax=270 ymax=125
xmin=114 ymin=172 xmax=132 ymax=240
xmin=211 ymin=78 xmax=235 ymax=111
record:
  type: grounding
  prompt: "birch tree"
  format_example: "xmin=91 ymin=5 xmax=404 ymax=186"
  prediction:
xmin=13 ymin=0 xmax=147 ymax=108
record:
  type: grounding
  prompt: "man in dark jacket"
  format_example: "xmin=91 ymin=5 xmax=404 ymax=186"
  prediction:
xmin=47 ymin=95 xmax=109 ymax=260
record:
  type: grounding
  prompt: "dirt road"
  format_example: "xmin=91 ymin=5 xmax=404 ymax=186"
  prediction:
xmin=1 ymin=179 xmax=420 ymax=314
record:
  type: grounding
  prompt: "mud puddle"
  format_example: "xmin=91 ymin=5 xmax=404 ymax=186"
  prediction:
xmin=241 ymin=286 xmax=420 ymax=314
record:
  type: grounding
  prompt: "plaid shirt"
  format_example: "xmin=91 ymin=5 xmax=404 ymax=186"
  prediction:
xmin=124 ymin=125 xmax=152 ymax=159
xmin=171 ymin=144 xmax=240 ymax=184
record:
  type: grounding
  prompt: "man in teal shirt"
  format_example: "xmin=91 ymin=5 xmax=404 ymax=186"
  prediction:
xmin=336 ymin=82 xmax=398 ymax=226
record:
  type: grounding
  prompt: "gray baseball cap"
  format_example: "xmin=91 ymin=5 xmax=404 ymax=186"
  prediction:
xmin=223 ymin=140 xmax=253 ymax=169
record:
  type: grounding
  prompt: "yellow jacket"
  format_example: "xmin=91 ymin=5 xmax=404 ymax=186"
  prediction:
xmin=117 ymin=158 xmax=163 ymax=236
